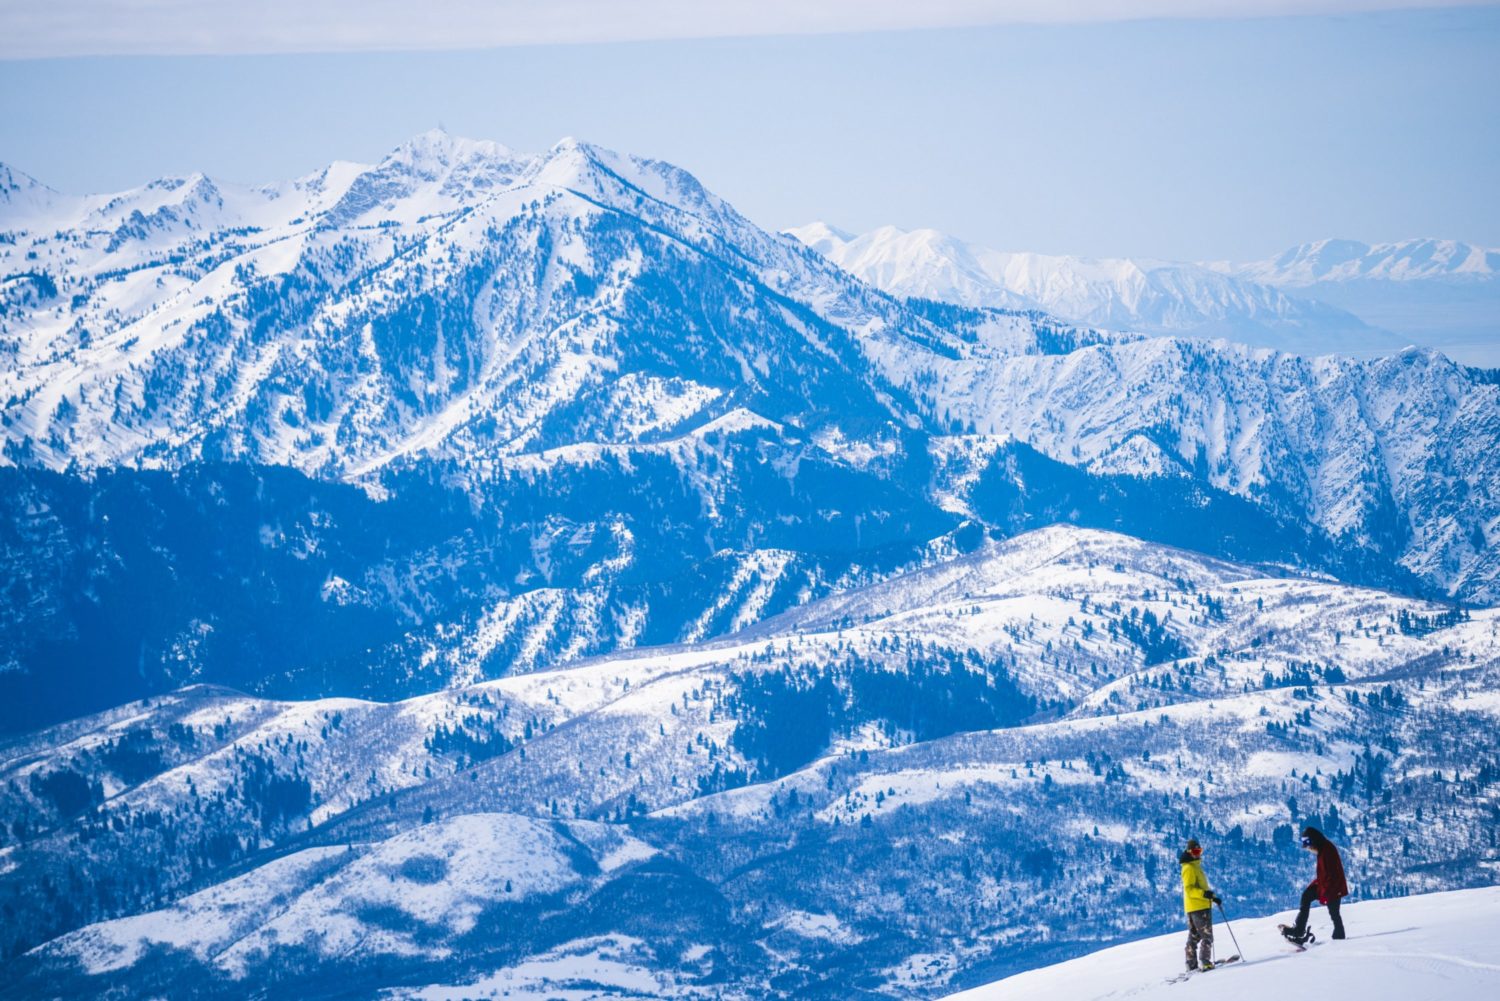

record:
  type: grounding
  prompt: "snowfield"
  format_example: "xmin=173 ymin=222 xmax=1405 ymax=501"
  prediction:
xmin=946 ymin=887 xmax=1500 ymax=1001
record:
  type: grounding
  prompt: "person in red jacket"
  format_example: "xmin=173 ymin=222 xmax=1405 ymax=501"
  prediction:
xmin=1283 ymin=825 xmax=1348 ymax=944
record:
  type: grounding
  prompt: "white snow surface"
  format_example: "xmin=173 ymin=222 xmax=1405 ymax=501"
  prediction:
xmin=396 ymin=935 xmax=686 ymax=1000
xmin=41 ymin=813 xmax=643 ymax=975
xmin=945 ymin=886 xmax=1500 ymax=1001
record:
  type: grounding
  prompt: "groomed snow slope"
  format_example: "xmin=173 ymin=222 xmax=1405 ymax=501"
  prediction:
xmin=945 ymin=886 xmax=1500 ymax=1001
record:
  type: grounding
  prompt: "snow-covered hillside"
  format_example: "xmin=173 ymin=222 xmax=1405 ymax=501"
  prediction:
xmin=787 ymin=222 xmax=1402 ymax=356
xmin=946 ymin=887 xmax=1500 ymax=1001
xmin=3 ymin=526 xmax=1498 ymax=997
xmin=864 ymin=329 xmax=1500 ymax=605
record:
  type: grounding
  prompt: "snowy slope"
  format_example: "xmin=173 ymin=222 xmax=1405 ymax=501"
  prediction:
xmin=42 ymin=813 xmax=651 ymax=977
xmin=945 ymin=887 xmax=1500 ymax=1000
xmin=873 ymin=337 xmax=1500 ymax=602
xmin=7 ymin=523 xmax=1488 ymax=829
xmin=787 ymin=222 xmax=1402 ymax=356
xmin=4 ymin=525 xmax=1499 ymax=997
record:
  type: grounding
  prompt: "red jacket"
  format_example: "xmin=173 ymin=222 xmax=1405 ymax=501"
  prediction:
xmin=1312 ymin=841 xmax=1349 ymax=903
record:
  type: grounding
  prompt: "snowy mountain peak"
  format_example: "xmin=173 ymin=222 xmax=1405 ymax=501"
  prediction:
xmin=0 ymin=161 xmax=66 ymax=225
xmin=546 ymin=134 xmax=588 ymax=154
xmin=386 ymin=127 xmax=524 ymax=173
xmin=530 ymin=136 xmax=736 ymax=230
xmin=2 ymin=136 xmax=1497 ymax=609
xmin=787 ymin=220 xmax=854 ymax=254
xmin=0 ymin=161 xmax=49 ymax=199
xmin=1274 ymin=236 xmax=1370 ymax=269
xmin=319 ymin=130 xmax=534 ymax=226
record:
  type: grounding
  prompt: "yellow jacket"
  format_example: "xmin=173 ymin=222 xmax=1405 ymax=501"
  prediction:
xmin=1180 ymin=858 xmax=1213 ymax=913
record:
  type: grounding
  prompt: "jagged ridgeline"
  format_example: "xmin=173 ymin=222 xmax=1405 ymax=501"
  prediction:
xmin=1 ymin=134 xmax=1499 ymax=998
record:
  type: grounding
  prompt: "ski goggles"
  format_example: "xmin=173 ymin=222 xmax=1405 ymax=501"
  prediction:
xmin=1299 ymin=836 xmax=1314 ymax=848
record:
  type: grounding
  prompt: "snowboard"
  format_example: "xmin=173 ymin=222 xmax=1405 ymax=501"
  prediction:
xmin=1278 ymin=923 xmax=1318 ymax=951
xmin=1167 ymin=954 xmax=1241 ymax=984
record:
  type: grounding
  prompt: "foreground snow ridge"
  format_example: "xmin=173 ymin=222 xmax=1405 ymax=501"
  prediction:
xmin=946 ymin=887 xmax=1500 ymax=1000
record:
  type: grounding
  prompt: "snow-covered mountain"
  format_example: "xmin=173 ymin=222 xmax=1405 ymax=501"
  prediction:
xmin=2 ymin=135 xmax=1497 ymax=617
xmin=0 ymin=130 xmax=931 ymax=476
xmin=787 ymin=222 xmax=1405 ymax=356
xmin=1227 ymin=238 xmax=1500 ymax=367
xmin=946 ymin=887 xmax=1500 ymax=1000
xmin=3 ymin=526 xmax=1498 ymax=996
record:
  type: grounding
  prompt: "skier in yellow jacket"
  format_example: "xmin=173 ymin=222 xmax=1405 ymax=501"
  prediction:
xmin=1180 ymin=837 xmax=1223 ymax=971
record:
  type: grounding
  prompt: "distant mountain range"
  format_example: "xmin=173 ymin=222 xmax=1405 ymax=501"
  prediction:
xmin=791 ymin=224 xmax=1499 ymax=364
xmin=1232 ymin=236 xmax=1499 ymax=285
xmin=1230 ymin=238 xmax=1500 ymax=365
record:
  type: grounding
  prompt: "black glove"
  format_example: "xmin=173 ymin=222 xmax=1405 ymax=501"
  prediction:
xmin=1210 ymin=892 xmax=1223 ymax=904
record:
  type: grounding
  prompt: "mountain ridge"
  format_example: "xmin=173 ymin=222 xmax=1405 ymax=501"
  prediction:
xmin=1233 ymin=236 xmax=1500 ymax=286
xmin=3 ymin=135 xmax=1498 ymax=603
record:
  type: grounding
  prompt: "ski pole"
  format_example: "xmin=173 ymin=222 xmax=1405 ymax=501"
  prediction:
xmin=1217 ymin=901 xmax=1245 ymax=959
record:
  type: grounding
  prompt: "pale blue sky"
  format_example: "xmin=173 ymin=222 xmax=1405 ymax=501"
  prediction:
xmin=1 ymin=5 xmax=1496 ymax=261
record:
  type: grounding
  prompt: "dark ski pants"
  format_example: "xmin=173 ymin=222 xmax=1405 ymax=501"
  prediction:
xmin=1185 ymin=908 xmax=1214 ymax=969
xmin=1292 ymin=882 xmax=1345 ymax=939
